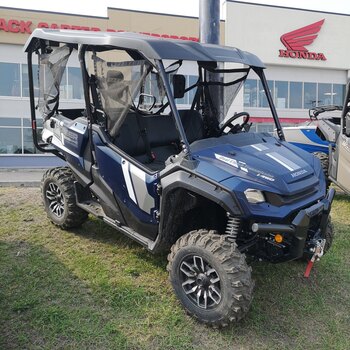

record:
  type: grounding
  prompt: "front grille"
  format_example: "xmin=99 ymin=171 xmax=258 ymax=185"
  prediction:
xmin=265 ymin=186 xmax=318 ymax=207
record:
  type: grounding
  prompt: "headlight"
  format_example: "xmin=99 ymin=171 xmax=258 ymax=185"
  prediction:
xmin=244 ymin=189 xmax=265 ymax=204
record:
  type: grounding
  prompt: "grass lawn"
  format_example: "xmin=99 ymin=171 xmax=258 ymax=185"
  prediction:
xmin=0 ymin=187 xmax=349 ymax=350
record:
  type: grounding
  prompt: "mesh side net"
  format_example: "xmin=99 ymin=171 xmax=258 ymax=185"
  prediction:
xmin=38 ymin=45 xmax=72 ymax=120
xmin=207 ymin=69 xmax=248 ymax=124
xmin=93 ymin=55 xmax=153 ymax=138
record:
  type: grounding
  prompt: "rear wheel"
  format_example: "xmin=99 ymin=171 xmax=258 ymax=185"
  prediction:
xmin=167 ymin=229 xmax=254 ymax=327
xmin=41 ymin=167 xmax=88 ymax=229
xmin=313 ymin=152 xmax=330 ymax=190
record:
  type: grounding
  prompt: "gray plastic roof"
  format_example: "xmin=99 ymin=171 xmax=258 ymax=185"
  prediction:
xmin=24 ymin=28 xmax=265 ymax=68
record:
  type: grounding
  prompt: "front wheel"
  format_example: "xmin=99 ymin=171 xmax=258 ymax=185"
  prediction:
xmin=41 ymin=167 xmax=88 ymax=229
xmin=323 ymin=218 xmax=334 ymax=255
xmin=167 ymin=230 xmax=254 ymax=327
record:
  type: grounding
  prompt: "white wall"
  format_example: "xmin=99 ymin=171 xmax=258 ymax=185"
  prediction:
xmin=264 ymin=65 xmax=347 ymax=84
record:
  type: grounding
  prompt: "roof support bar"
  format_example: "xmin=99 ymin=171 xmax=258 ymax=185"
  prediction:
xmin=155 ymin=60 xmax=192 ymax=159
xmin=254 ymin=67 xmax=285 ymax=141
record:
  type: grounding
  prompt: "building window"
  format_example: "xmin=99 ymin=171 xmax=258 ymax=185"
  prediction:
xmin=0 ymin=117 xmax=42 ymax=155
xmin=289 ymin=82 xmax=303 ymax=109
xmin=22 ymin=64 xmax=40 ymax=98
xmin=56 ymin=67 xmax=84 ymax=101
xmin=0 ymin=117 xmax=21 ymax=126
xmin=23 ymin=117 xmax=43 ymax=128
xmin=0 ymin=128 xmax=21 ymax=154
xmin=274 ymin=81 xmax=288 ymax=109
xmin=23 ymin=128 xmax=37 ymax=154
xmin=188 ymin=75 xmax=198 ymax=105
xmin=23 ymin=118 xmax=42 ymax=154
xmin=318 ymin=83 xmax=332 ymax=106
xmin=256 ymin=123 xmax=274 ymax=133
xmin=0 ymin=62 xmax=84 ymax=100
xmin=303 ymin=82 xmax=317 ymax=109
xmin=0 ymin=63 xmax=20 ymax=97
xmin=67 ymin=67 xmax=84 ymax=100
xmin=244 ymin=79 xmax=345 ymax=110
xmin=244 ymin=79 xmax=258 ymax=107
xmin=333 ymin=84 xmax=346 ymax=106
xmin=59 ymin=69 xmax=68 ymax=100
xmin=258 ymin=80 xmax=273 ymax=108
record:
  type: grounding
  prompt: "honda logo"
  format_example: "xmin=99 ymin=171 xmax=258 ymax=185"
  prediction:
xmin=279 ymin=20 xmax=327 ymax=61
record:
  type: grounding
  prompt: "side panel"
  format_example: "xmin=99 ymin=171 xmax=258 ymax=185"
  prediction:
xmin=335 ymin=134 xmax=350 ymax=192
xmin=92 ymin=131 xmax=160 ymax=239
xmin=283 ymin=126 xmax=329 ymax=154
xmin=49 ymin=116 xmax=92 ymax=185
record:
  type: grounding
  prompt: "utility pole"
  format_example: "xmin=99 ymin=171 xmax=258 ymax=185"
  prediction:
xmin=199 ymin=0 xmax=224 ymax=125
xmin=199 ymin=0 xmax=220 ymax=44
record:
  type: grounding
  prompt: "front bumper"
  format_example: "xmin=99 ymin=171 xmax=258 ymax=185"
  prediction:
xmin=251 ymin=188 xmax=335 ymax=262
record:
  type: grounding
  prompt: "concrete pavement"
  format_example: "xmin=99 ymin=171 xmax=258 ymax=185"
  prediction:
xmin=0 ymin=168 xmax=46 ymax=187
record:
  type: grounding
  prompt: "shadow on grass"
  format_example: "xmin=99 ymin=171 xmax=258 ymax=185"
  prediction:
xmin=0 ymin=240 xmax=133 ymax=350
xmin=334 ymin=192 xmax=350 ymax=202
xmin=70 ymin=217 xmax=139 ymax=247
xmin=68 ymin=217 xmax=168 ymax=270
xmin=0 ymin=238 xmax=194 ymax=350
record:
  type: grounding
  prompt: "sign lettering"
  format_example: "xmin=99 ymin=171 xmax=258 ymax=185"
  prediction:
xmin=0 ymin=17 xmax=199 ymax=42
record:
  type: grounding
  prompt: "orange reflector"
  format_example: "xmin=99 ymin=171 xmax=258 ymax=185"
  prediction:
xmin=275 ymin=234 xmax=283 ymax=243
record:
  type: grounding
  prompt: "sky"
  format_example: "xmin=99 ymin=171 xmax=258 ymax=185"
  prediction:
xmin=0 ymin=0 xmax=350 ymax=18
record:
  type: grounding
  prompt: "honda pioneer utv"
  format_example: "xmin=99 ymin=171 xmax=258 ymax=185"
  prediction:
xmin=25 ymin=29 xmax=334 ymax=327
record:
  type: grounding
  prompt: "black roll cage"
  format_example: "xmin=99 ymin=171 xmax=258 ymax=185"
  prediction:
xmin=27 ymin=40 xmax=285 ymax=162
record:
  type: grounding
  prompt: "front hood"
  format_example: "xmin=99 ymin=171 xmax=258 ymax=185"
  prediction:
xmin=189 ymin=135 xmax=320 ymax=195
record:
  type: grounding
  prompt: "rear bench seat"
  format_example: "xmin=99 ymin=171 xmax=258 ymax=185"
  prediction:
xmin=113 ymin=112 xmax=179 ymax=171
xmin=113 ymin=110 xmax=205 ymax=171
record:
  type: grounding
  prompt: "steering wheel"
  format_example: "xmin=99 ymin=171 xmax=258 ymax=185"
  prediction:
xmin=218 ymin=112 xmax=250 ymax=135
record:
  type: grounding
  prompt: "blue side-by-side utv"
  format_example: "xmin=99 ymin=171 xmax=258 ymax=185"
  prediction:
xmin=24 ymin=29 xmax=334 ymax=326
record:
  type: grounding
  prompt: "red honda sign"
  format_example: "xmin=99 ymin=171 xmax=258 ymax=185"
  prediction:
xmin=279 ymin=19 xmax=327 ymax=61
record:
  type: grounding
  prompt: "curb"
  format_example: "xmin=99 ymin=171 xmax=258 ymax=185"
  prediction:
xmin=0 ymin=182 xmax=41 ymax=188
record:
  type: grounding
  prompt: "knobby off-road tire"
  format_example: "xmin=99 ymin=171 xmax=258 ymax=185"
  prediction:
xmin=313 ymin=152 xmax=330 ymax=190
xmin=167 ymin=229 xmax=254 ymax=327
xmin=41 ymin=167 xmax=88 ymax=229
xmin=323 ymin=218 xmax=334 ymax=255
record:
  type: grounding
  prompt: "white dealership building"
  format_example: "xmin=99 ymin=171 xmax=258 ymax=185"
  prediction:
xmin=226 ymin=1 xmax=350 ymax=131
xmin=0 ymin=2 xmax=350 ymax=167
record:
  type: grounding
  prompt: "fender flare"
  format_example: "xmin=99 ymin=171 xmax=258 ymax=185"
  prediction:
xmin=160 ymin=170 xmax=241 ymax=215
xmin=150 ymin=170 xmax=242 ymax=253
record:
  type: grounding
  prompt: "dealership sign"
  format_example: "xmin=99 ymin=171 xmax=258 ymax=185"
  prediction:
xmin=279 ymin=19 xmax=326 ymax=61
xmin=0 ymin=17 xmax=199 ymax=42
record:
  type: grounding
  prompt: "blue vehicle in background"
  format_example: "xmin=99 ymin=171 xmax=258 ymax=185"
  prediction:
xmin=25 ymin=29 xmax=335 ymax=327
xmin=283 ymin=104 xmax=350 ymax=193
xmin=283 ymin=105 xmax=342 ymax=154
